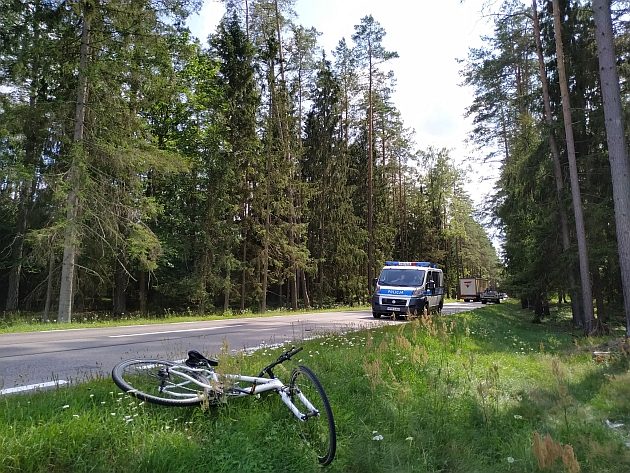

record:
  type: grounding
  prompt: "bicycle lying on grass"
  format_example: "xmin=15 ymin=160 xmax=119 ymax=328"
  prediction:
xmin=112 ymin=346 xmax=336 ymax=466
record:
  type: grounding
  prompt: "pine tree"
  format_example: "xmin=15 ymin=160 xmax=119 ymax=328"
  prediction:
xmin=351 ymin=15 xmax=398 ymax=290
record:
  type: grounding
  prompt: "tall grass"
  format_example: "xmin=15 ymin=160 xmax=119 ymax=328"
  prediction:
xmin=2 ymin=301 xmax=629 ymax=472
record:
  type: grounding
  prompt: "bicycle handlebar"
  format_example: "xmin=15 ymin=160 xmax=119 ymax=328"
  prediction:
xmin=258 ymin=346 xmax=303 ymax=377
xmin=280 ymin=346 xmax=303 ymax=361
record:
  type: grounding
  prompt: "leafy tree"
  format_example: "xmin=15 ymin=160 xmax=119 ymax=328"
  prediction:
xmin=212 ymin=10 xmax=261 ymax=311
xmin=303 ymin=55 xmax=366 ymax=305
xmin=351 ymin=15 xmax=398 ymax=289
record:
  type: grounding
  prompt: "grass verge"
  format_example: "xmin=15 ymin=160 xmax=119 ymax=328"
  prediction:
xmin=2 ymin=301 xmax=630 ymax=472
xmin=0 ymin=305 xmax=370 ymax=334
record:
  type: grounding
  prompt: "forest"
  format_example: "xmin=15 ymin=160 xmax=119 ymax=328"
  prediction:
xmin=1 ymin=0 xmax=629 ymax=335
xmin=464 ymin=0 xmax=630 ymax=334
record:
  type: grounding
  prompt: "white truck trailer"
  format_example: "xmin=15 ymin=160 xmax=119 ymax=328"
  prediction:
xmin=458 ymin=277 xmax=488 ymax=302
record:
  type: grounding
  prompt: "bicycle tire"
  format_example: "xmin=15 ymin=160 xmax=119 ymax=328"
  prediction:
xmin=289 ymin=365 xmax=337 ymax=466
xmin=112 ymin=359 xmax=214 ymax=407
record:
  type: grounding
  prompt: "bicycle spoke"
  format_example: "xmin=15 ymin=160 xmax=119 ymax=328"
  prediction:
xmin=112 ymin=360 xmax=212 ymax=407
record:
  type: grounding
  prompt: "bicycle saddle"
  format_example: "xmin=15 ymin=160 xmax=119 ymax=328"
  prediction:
xmin=185 ymin=350 xmax=219 ymax=367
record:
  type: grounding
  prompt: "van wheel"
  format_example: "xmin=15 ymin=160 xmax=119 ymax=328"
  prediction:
xmin=372 ymin=312 xmax=381 ymax=319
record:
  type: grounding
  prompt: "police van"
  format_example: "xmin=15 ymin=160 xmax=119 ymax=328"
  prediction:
xmin=371 ymin=261 xmax=445 ymax=319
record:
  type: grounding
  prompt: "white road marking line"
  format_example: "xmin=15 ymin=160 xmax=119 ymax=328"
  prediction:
xmin=37 ymin=320 xmax=238 ymax=333
xmin=1 ymin=380 xmax=68 ymax=395
xmin=108 ymin=324 xmax=245 ymax=338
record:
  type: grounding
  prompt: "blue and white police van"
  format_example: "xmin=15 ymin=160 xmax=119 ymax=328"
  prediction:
xmin=371 ymin=261 xmax=445 ymax=319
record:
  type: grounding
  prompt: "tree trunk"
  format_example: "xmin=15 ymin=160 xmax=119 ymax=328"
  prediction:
xmin=532 ymin=0 xmax=579 ymax=325
xmin=592 ymin=267 xmax=607 ymax=330
xmin=300 ymin=269 xmax=310 ymax=308
xmin=42 ymin=247 xmax=55 ymax=322
xmin=5 ymin=180 xmax=32 ymax=311
xmin=223 ymin=270 xmax=231 ymax=313
xmin=7 ymin=2 xmax=43 ymax=312
xmin=261 ymin=149 xmax=270 ymax=313
xmin=273 ymin=0 xmax=298 ymax=311
xmin=138 ymin=270 xmax=147 ymax=316
xmin=240 ymin=238 xmax=247 ymax=312
xmin=113 ymin=258 xmax=127 ymax=317
xmin=551 ymin=0 xmax=594 ymax=334
xmin=592 ymin=0 xmax=630 ymax=337
xmin=367 ymin=41 xmax=375 ymax=291
xmin=58 ymin=2 xmax=91 ymax=323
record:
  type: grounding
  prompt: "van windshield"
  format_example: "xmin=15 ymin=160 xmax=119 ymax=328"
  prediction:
xmin=378 ymin=269 xmax=425 ymax=287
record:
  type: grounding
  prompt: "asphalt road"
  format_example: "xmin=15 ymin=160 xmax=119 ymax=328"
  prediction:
xmin=0 ymin=302 xmax=480 ymax=394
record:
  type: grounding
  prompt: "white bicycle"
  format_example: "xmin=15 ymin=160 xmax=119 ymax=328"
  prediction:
xmin=112 ymin=346 xmax=336 ymax=466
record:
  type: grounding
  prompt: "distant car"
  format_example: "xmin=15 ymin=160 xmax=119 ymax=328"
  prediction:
xmin=480 ymin=289 xmax=501 ymax=304
xmin=499 ymin=292 xmax=508 ymax=300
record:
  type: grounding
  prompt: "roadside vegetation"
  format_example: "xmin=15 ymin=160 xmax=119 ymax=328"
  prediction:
xmin=2 ymin=301 xmax=629 ymax=473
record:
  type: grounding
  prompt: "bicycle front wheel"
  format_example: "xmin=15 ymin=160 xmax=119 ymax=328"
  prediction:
xmin=289 ymin=365 xmax=336 ymax=466
xmin=112 ymin=359 xmax=211 ymax=407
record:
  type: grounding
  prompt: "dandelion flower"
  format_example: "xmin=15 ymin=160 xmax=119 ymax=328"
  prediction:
xmin=507 ymin=457 xmax=515 ymax=464
xmin=513 ymin=415 xmax=523 ymax=420
xmin=62 ymin=405 xmax=70 ymax=409
xmin=372 ymin=434 xmax=384 ymax=441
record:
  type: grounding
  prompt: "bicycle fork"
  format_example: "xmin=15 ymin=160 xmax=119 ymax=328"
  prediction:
xmin=279 ymin=386 xmax=319 ymax=421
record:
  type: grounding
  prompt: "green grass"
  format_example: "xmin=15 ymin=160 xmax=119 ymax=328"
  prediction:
xmin=2 ymin=301 xmax=630 ymax=472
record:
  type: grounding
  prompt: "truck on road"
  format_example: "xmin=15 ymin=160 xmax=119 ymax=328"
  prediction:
xmin=480 ymin=288 xmax=501 ymax=304
xmin=458 ymin=277 xmax=488 ymax=302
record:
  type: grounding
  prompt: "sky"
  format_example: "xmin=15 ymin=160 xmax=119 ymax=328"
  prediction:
xmin=187 ymin=0 xmax=498 ymax=206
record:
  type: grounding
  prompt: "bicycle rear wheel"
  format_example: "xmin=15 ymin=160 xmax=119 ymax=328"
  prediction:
xmin=289 ymin=365 xmax=336 ymax=466
xmin=112 ymin=359 xmax=213 ymax=407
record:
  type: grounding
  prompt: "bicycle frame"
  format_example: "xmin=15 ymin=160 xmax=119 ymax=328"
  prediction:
xmin=159 ymin=365 xmax=319 ymax=422
xmin=112 ymin=346 xmax=336 ymax=466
